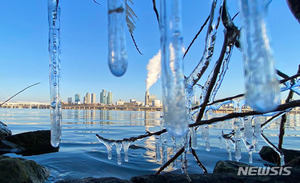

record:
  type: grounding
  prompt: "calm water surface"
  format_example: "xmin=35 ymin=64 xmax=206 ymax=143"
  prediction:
xmin=0 ymin=108 xmax=299 ymax=182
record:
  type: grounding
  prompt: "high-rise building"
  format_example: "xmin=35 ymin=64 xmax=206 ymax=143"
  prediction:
xmin=86 ymin=93 xmax=91 ymax=104
xmin=75 ymin=94 xmax=80 ymax=104
xmin=91 ymin=93 xmax=96 ymax=104
xmin=68 ymin=97 xmax=72 ymax=105
xmin=107 ymin=91 xmax=113 ymax=105
xmin=145 ymin=91 xmax=150 ymax=106
xmin=100 ymin=89 xmax=107 ymax=104
xmin=83 ymin=97 xmax=86 ymax=104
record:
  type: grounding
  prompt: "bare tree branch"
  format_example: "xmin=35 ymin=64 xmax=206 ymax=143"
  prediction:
xmin=0 ymin=82 xmax=41 ymax=106
xmin=183 ymin=15 xmax=210 ymax=59
xmin=155 ymin=147 xmax=185 ymax=175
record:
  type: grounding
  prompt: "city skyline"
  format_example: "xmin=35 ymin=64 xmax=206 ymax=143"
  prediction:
xmin=1 ymin=1 xmax=299 ymax=103
xmin=66 ymin=90 xmax=162 ymax=107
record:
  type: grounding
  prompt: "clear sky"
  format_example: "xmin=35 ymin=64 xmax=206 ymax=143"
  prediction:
xmin=0 ymin=0 xmax=299 ymax=104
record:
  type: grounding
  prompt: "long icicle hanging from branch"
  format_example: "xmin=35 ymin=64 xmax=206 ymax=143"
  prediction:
xmin=48 ymin=0 xmax=62 ymax=147
xmin=160 ymin=0 xmax=188 ymax=137
xmin=107 ymin=0 xmax=128 ymax=77
xmin=239 ymin=0 xmax=280 ymax=112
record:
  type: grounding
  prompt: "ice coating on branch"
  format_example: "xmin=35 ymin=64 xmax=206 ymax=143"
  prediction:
xmin=160 ymin=0 xmax=188 ymax=137
xmin=281 ymin=79 xmax=300 ymax=95
xmin=115 ymin=142 xmax=123 ymax=165
xmin=107 ymin=0 xmax=128 ymax=77
xmin=185 ymin=0 xmax=222 ymax=88
xmin=48 ymin=0 xmax=62 ymax=148
xmin=155 ymin=135 xmax=161 ymax=162
xmin=239 ymin=0 xmax=280 ymax=112
xmin=122 ymin=141 xmax=130 ymax=162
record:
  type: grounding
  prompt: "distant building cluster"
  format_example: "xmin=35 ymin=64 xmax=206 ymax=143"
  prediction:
xmin=66 ymin=90 xmax=162 ymax=107
xmin=67 ymin=89 xmax=113 ymax=105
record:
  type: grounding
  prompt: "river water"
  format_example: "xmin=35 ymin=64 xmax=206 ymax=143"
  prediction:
xmin=0 ymin=108 xmax=299 ymax=182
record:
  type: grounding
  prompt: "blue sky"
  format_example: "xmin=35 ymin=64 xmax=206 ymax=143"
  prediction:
xmin=0 ymin=0 xmax=299 ymax=103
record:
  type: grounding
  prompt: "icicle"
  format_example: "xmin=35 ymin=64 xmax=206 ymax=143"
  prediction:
xmin=225 ymin=139 xmax=232 ymax=160
xmin=204 ymin=125 xmax=210 ymax=151
xmin=161 ymin=133 xmax=168 ymax=164
xmin=171 ymin=137 xmax=178 ymax=170
xmin=122 ymin=141 xmax=130 ymax=162
xmin=253 ymin=116 xmax=261 ymax=152
xmin=155 ymin=135 xmax=161 ymax=162
xmin=190 ymin=127 xmax=198 ymax=149
xmin=180 ymin=135 xmax=188 ymax=175
xmin=115 ymin=142 xmax=123 ymax=165
xmin=48 ymin=0 xmax=62 ymax=148
xmin=243 ymin=117 xmax=253 ymax=143
xmin=160 ymin=0 xmax=188 ymax=137
xmin=219 ymin=136 xmax=222 ymax=149
xmin=234 ymin=120 xmax=242 ymax=162
xmin=97 ymin=138 xmax=113 ymax=160
xmin=239 ymin=0 xmax=280 ymax=112
xmin=107 ymin=0 xmax=128 ymax=77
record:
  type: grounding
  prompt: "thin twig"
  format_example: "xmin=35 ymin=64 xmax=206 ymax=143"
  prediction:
xmin=191 ymin=148 xmax=208 ymax=173
xmin=0 ymin=82 xmax=41 ymax=106
xmin=183 ymin=15 xmax=210 ymax=59
xmin=92 ymin=0 xmax=101 ymax=6
xmin=155 ymin=147 xmax=185 ymax=175
xmin=152 ymin=0 xmax=160 ymax=27
xmin=130 ymin=33 xmax=143 ymax=55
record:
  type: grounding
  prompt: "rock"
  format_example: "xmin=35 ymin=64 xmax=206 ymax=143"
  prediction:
xmin=56 ymin=177 xmax=132 ymax=183
xmin=213 ymin=160 xmax=253 ymax=174
xmin=0 ymin=121 xmax=12 ymax=138
xmin=0 ymin=130 xmax=59 ymax=156
xmin=259 ymin=146 xmax=300 ymax=164
xmin=0 ymin=155 xmax=49 ymax=183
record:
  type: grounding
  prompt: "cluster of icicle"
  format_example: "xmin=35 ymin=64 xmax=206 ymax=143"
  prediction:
xmin=48 ymin=0 xmax=62 ymax=148
xmin=96 ymin=0 xmax=290 ymax=169
xmin=97 ymin=138 xmax=131 ymax=165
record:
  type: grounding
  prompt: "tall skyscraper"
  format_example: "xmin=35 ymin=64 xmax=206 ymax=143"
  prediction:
xmin=86 ymin=92 xmax=91 ymax=104
xmin=68 ymin=97 xmax=72 ymax=104
xmin=83 ymin=97 xmax=86 ymax=104
xmin=145 ymin=91 xmax=150 ymax=106
xmin=100 ymin=89 xmax=107 ymax=104
xmin=91 ymin=93 xmax=96 ymax=104
xmin=75 ymin=94 xmax=80 ymax=104
xmin=107 ymin=91 xmax=113 ymax=105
